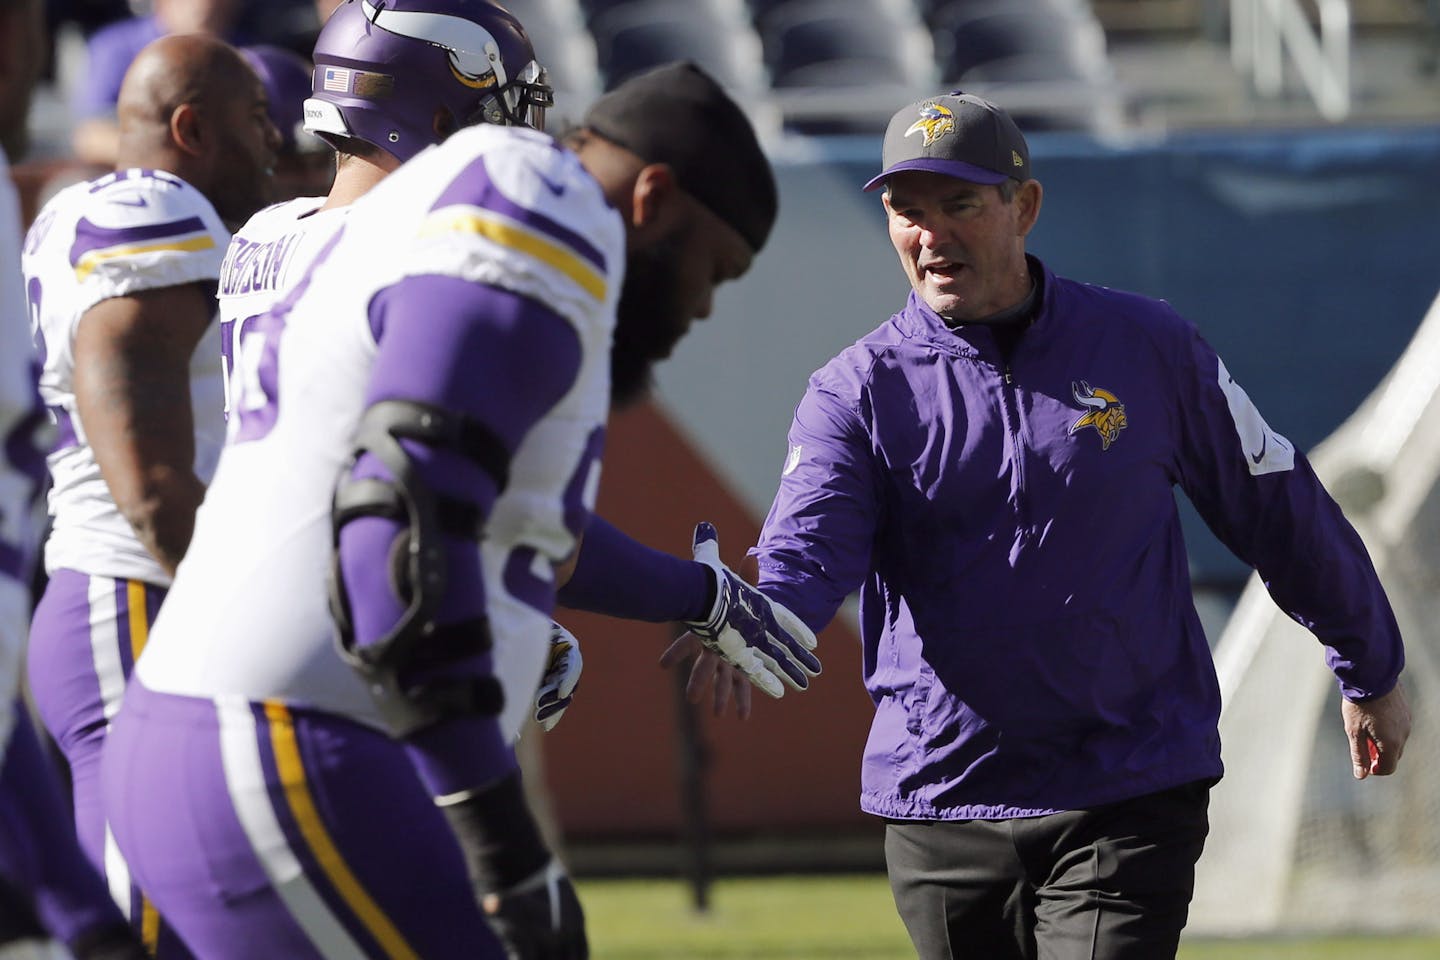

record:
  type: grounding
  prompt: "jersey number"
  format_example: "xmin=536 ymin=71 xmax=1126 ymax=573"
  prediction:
xmin=225 ymin=226 xmax=347 ymax=444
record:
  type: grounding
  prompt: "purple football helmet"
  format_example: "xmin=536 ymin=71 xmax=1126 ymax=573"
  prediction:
xmin=304 ymin=0 xmax=553 ymax=162
xmin=241 ymin=45 xmax=327 ymax=156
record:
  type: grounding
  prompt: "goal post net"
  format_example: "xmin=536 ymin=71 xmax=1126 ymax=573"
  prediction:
xmin=1188 ymin=288 xmax=1440 ymax=936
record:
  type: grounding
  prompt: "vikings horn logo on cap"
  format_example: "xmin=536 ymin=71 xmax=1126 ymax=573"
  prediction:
xmin=360 ymin=0 xmax=505 ymax=90
xmin=904 ymin=102 xmax=955 ymax=148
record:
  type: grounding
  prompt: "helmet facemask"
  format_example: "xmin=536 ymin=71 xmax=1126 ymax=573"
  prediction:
xmin=467 ymin=60 xmax=553 ymax=131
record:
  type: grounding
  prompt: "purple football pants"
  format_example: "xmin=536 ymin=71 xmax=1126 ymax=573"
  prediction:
xmin=0 ymin=701 xmax=127 ymax=945
xmin=102 ymin=679 xmax=507 ymax=959
xmin=27 ymin=568 xmax=191 ymax=958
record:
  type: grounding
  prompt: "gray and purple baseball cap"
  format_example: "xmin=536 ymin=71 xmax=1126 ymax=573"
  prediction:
xmin=862 ymin=92 xmax=1031 ymax=191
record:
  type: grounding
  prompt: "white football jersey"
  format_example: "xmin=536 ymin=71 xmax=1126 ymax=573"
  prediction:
xmin=23 ymin=169 xmax=230 ymax=584
xmin=138 ymin=125 xmax=623 ymax=740
xmin=217 ymin=196 xmax=347 ymax=421
xmin=0 ymin=148 xmax=45 ymax=746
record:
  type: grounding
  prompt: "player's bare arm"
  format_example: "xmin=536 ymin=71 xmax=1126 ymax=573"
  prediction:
xmin=557 ymin=516 xmax=820 ymax=706
xmin=73 ymin=282 xmax=212 ymax=575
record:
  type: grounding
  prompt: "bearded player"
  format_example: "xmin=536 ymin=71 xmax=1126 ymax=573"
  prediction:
xmin=100 ymin=61 xmax=795 ymax=958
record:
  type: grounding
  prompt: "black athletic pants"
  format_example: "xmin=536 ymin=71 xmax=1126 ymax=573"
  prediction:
xmin=885 ymin=779 xmax=1212 ymax=960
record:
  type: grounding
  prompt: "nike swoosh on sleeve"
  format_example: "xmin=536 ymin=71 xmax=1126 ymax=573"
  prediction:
xmin=1249 ymin=435 xmax=1267 ymax=464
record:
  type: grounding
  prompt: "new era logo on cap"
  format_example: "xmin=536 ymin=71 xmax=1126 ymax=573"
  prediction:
xmin=863 ymin=92 xmax=1032 ymax=192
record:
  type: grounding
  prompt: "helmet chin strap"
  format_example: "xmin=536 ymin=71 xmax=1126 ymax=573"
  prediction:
xmin=466 ymin=87 xmax=521 ymax=128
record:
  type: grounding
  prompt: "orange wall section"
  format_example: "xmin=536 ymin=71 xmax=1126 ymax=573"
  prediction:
xmin=543 ymin=399 xmax=878 ymax=840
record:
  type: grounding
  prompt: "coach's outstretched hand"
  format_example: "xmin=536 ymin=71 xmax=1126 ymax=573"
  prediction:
xmin=1342 ymin=679 xmax=1411 ymax=780
xmin=661 ymin=633 xmax=755 ymax=720
xmin=683 ymin=522 xmax=821 ymax=699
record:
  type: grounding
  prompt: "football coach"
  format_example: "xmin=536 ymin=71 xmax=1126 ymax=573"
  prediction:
xmin=734 ymin=90 xmax=1412 ymax=959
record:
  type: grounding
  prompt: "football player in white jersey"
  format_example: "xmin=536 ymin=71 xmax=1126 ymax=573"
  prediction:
xmin=0 ymin=2 xmax=151 ymax=957
xmin=102 ymin=62 xmax=780 ymax=959
xmin=22 ymin=33 xmax=279 ymax=957
xmin=0 ymin=2 xmax=149 ymax=957
xmin=223 ymin=1 xmax=584 ymax=740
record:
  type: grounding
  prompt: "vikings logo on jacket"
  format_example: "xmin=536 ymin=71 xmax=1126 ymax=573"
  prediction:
xmin=1068 ymin=380 xmax=1127 ymax=450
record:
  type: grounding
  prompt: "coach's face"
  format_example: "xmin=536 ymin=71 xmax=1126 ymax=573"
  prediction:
xmin=883 ymin=170 xmax=1041 ymax=322
xmin=611 ymin=196 xmax=753 ymax=407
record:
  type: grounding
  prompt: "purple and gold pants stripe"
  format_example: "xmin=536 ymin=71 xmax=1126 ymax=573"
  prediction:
xmin=219 ymin=697 xmax=417 ymax=958
xmin=104 ymin=681 xmax=504 ymax=959
xmin=25 ymin=569 xmax=184 ymax=958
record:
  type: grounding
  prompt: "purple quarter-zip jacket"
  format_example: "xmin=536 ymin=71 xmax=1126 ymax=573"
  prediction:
xmin=752 ymin=257 xmax=1404 ymax=820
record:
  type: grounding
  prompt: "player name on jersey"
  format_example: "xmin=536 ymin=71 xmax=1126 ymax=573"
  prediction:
xmin=218 ymin=230 xmax=305 ymax=297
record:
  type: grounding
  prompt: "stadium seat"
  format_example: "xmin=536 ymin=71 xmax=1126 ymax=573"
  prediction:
xmin=929 ymin=0 xmax=1111 ymax=85
xmin=927 ymin=0 xmax=1128 ymax=131
xmin=916 ymin=0 xmax=1096 ymax=27
xmin=927 ymin=0 xmax=1120 ymax=131
xmin=756 ymin=0 xmax=934 ymax=134
xmin=744 ymin=0 xmax=810 ymax=29
xmin=761 ymin=0 xmax=931 ymax=89
xmin=579 ymin=0 xmax=735 ymax=25
xmin=589 ymin=0 xmax=770 ymax=92
xmin=575 ymin=0 xmax=630 ymax=22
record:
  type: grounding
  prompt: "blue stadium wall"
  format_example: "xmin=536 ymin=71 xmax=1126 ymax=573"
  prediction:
xmin=659 ymin=123 xmax=1440 ymax=589
xmin=535 ymin=123 xmax=1440 ymax=849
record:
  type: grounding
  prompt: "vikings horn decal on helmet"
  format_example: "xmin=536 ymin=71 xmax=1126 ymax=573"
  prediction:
xmin=303 ymin=0 xmax=553 ymax=162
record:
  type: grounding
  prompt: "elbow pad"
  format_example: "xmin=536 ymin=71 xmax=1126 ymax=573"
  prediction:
xmin=327 ymin=398 xmax=511 ymax=735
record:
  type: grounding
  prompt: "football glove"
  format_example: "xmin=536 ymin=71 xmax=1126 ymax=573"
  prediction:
xmin=481 ymin=859 xmax=587 ymax=960
xmin=65 ymin=922 xmax=148 ymax=960
xmin=534 ymin=622 xmax=582 ymax=732
xmin=682 ymin=522 xmax=821 ymax=699
xmin=438 ymin=772 xmax=587 ymax=959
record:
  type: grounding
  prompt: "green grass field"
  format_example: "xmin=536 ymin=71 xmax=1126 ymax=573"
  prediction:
xmin=575 ymin=875 xmax=1440 ymax=959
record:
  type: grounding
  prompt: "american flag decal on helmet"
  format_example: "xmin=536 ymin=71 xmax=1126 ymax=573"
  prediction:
xmin=322 ymin=66 xmax=351 ymax=93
